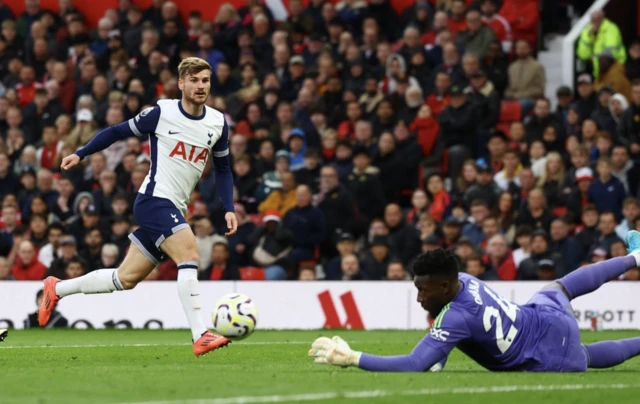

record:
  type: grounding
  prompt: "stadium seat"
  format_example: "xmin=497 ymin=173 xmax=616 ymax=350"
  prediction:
xmin=497 ymin=100 xmax=522 ymax=136
xmin=239 ymin=267 xmax=266 ymax=281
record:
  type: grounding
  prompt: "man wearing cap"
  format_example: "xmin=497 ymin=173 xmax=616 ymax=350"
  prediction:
xmin=504 ymin=39 xmax=545 ymax=113
xmin=281 ymin=55 xmax=305 ymax=102
xmin=464 ymin=161 xmax=500 ymax=208
xmin=465 ymin=69 xmax=499 ymax=132
xmin=288 ymin=128 xmax=307 ymax=171
xmin=438 ymin=83 xmax=477 ymax=180
xmin=325 ymin=232 xmax=357 ymax=280
xmin=566 ymin=166 xmax=595 ymax=219
xmin=517 ymin=229 xmax=564 ymax=280
xmin=247 ymin=210 xmax=292 ymax=279
xmin=577 ymin=10 xmax=625 ymax=78
xmin=362 ymin=235 xmax=393 ymax=280
xmin=574 ymin=73 xmax=598 ymax=121
xmin=346 ymin=146 xmax=387 ymax=225
xmin=256 ymin=150 xmax=291 ymax=202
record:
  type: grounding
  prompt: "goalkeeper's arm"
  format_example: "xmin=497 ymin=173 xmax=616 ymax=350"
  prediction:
xmin=310 ymin=335 xmax=448 ymax=372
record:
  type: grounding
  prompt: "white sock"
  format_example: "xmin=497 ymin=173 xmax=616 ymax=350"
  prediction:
xmin=55 ymin=268 xmax=124 ymax=298
xmin=177 ymin=262 xmax=208 ymax=341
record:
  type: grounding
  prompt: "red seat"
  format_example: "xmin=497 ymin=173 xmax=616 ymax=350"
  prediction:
xmin=239 ymin=267 xmax=266 ymax=281
xmin=552 ymin=207 xmax=568 ymax=218
xmin=497 ymin=100 xmax=522 ymax=137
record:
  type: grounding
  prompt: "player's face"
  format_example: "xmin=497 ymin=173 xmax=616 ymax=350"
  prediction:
xmin=414 ymin=275 xmax=451 ymax=316
xmin=180 ymin=70 xmax=211 ymax=106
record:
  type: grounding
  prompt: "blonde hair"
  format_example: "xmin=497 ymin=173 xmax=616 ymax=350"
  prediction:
xmin=537 ymin=152 xmax=565 ymax=187
xmin=177 ymin=57 xmax=211 ymax=79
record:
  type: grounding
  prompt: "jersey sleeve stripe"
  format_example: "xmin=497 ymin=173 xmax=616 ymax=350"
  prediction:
xmin=434 ymin=303 xmax=451 ymax=329
xmin=128 ymin=119 xmax=143 ymax=137
xmin=213 ymin=148 xmax=229 ymax=157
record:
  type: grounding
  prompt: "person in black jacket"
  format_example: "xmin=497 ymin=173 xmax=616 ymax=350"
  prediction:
xmin=575 ymin=72 xmax=598 ymax=122
xmin=361 ymin=235 xmax=394 ymax=280
xmin=549 ymin=218 xmax=584 ymax=274
xmin=438 ymin=84 xmax=477 ymax=179
xmin=393 ymin=122 xmax=422 ymax=201
xmin=466 ymin=70 xmax=500 ymax=132
xmin=525 ymin=97 xmax=561 ymax=142
xmin=575 ymin=204 xmax=600 ymax=257
xmin=283 ymin=185 xmax=326 ymax=264
xmin=616 ymin=80 xmax=640 ymax=153
xmin=384 ymin=203 xmax=421 ymax=265
xmin=517 ymin=229 xmax=565 ymax=279
xmin=345 ymin=147 xmax=386 ymax=231
xmin=515 ymin=188 xmax=555 ymax=232
xmin=590 ymin=86 xmax=616 ymax=135
xmin=294 ymin=149 xmax=321 ymax=194
xmin=316 ymin=165 xmax=355 ymax=257
xmin=24 ymin=289 xmax=68 ymax=328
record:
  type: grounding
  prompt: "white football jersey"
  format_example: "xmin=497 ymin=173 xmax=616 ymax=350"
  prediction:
xmin=127 ymin=99 xmax=229 ymax=214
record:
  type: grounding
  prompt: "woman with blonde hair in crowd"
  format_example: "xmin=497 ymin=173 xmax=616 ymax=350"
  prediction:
xmin=454 ymin=159 xmax=478 ymax=198
xmin=536 ymin=151 xmax=566 ymax=209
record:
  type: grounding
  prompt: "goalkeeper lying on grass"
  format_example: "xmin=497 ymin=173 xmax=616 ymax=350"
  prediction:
xmin=309 ymin=232 xmax=640 ymax=372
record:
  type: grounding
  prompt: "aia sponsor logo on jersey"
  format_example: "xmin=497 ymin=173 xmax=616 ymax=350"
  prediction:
xmin=169 ymin=141 xmax=209 ymax=164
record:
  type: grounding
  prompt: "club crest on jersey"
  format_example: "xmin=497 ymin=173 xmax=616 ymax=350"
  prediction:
xmin=169 ymin=141 xmax=209 ymax=164
xmin=207 ymin=132 xmax=213 ymax=146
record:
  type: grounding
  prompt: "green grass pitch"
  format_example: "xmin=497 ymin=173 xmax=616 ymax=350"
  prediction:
xmin=2 ymin=329 xmax=640 ymax=404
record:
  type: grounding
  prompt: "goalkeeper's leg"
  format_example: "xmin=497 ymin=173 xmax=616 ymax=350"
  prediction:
xmin=38 ymin=243 xmax=155 ymax=326
xmin=584 ymin=338 xmax=640 ymax=368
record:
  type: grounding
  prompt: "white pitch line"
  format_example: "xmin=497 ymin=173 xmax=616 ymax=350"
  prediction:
xmin=121 ymin=383 xmax=640 ymax=404
xmin=0 ymin=341 xmax=314 ymax=349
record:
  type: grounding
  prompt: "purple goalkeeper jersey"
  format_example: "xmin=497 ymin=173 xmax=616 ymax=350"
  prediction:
xmin=360 ymin=273 xmax=580 ymax=372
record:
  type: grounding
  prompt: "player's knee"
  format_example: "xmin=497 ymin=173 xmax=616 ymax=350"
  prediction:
xmin=117 ymin=269 xmax=145 ymax=290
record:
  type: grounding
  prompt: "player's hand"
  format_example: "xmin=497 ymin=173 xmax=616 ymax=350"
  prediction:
xmin=308 ymin=336 xmax=361 ymax=367
xmin=60 ymin=154 xmax=81 ymax=171
xmin=224 ymin=212 xmax=238 ymax=237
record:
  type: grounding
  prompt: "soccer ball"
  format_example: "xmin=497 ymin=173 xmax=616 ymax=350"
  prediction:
xmin=211 ymin=293 xmax=258 ymax=340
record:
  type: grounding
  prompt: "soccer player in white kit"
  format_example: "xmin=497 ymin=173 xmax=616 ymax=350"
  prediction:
xmin=38 ymin=58 xmax=238 ymax=357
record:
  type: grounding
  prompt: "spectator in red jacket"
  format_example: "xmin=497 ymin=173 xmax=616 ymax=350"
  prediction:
xmin=410 ymin=104 xmax=440 ymax=156
xmin=480 ymin=0 xmax=512 ymax=53
xmin=426 ymin=71 xmax=451 ymax=116
xmin=16 ymin=65 xmax=42 ymax=109
xmin=11 ymin=239 xmax=47 ymax=280
xmin=426 ymin=172 xmax=450 ymax=221
xmin=484 ymin=234 xmax=517 ymax=280
xmin=499 ymin=0 xmax=539 ymax=50
xmin=337 ymin=101 xmax=362 ymax=140
xmin=448 ymin=0 xmax=468 ymax=36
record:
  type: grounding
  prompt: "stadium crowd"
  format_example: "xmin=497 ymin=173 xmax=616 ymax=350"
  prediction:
xmin=1 ymin=0 xmax=638 ymax=283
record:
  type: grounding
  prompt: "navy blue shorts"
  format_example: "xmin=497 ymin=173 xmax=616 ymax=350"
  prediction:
xmin=526 ymin=287 xmax=588 ymax=372
xmin=128 ymin=194 xmax=190 ymax=265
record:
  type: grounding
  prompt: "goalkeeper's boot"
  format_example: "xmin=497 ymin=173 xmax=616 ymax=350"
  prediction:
xmin=193 ymin=330 xmax=230 ymax=357
xmin=627 ymin=230 xmax=640 ymax=254
xmin=38 ymin=277 xmax=61 ymax=327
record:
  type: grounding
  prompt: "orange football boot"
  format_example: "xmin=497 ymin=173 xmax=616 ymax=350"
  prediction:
xmin=38 ymin=277 xmax=61 ymax=327
xmin=193 ymin=331 xmax=231 ymax=357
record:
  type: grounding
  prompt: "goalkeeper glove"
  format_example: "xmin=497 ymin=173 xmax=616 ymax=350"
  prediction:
xmin=308 ymin=336 xmax=362 ymax=367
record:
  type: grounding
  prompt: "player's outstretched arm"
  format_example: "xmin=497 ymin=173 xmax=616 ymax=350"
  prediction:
xmin=63 ymin=106 xmax=160 ymax=170
xmin=309 ymin=335 xmax=448 ymax=372
xmin=212 ymin=120 xmax=237 ymax=236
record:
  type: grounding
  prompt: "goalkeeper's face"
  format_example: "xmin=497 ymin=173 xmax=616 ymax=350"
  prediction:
xmin=181 ymin=70 xmax=211 ymax=106
xmin=414 ymin=275 xmax=453 ymax=317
